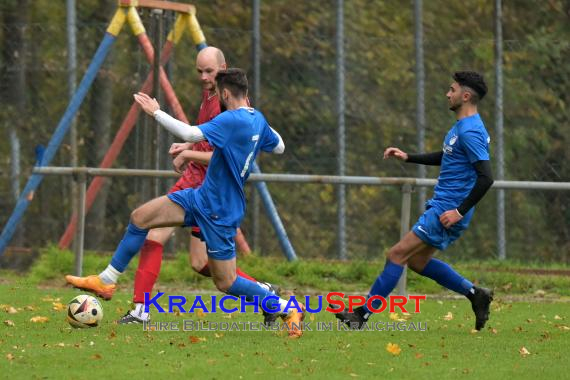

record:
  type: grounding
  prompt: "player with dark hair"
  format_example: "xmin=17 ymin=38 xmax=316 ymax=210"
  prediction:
xmin=335 ymin=71 xmax=494 ymax=331
xmin=66 ymin=48 xmax=276 ymax=325
xmin=71 ymin=68 xmax=305 ymax=337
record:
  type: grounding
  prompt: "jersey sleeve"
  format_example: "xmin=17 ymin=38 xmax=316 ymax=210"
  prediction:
xmin=461 ymin=128 xmax=490 ymax=163
xmin=198 ymin=112 xmax=233 ymax=149
xmin=259 ymin=124 xmax=280 ymax=152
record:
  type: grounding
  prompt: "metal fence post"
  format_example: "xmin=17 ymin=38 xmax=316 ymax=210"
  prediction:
xmin=495 ymin=0 xmax=506 ymax=260
xmin=336 ymin=0 xmax=347 ymax=260
xmin=74 ymin=171 xmax=87 ymax=276
xmin=395 ymin=184 xmax=412 ymax=296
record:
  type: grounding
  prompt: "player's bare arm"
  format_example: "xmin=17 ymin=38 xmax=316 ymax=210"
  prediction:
xmin=169 ymin=142 xmax=193 ymax=157
xmin=383 ymin=147 xmax=408 ymax=161
xmin=172 ymin=150 xmax=213 ymax=173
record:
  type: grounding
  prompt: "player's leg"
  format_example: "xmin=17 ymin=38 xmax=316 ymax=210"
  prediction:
xmin=204 ymin=224 xmax=305 ymax=338
xmin=334 ymin=231 xmax=427 ymax=328
xmin=65 ymin=196 xmax=185 ymax=299
xmin=117 ymin=227 xmax=175 ymax=324
xmin=408 ymin=245 xmax=493 ymax=330
xmin=190 ymin=228 xmax=274 ymax=289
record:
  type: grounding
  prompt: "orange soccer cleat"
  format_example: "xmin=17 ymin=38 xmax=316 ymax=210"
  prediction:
xmin=65 ymin=275 xmax=116 ymax=300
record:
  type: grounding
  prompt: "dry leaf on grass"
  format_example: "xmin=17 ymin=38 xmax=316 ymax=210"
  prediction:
xmin=30 ymin=316 xmax=49 ymax=323
xmin=4 ymin=320 xmax=15 ymax=327
xmin=386 ymin=342 xmax=401 ymax=356
xmin=519 ymin=346 xmax=530 ymax=357
xmin=443 ymin=312 xmax=453 ymax=321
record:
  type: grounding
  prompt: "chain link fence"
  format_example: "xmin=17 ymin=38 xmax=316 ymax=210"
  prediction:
xmin=0 ymin=1 xmax=568 ymax=262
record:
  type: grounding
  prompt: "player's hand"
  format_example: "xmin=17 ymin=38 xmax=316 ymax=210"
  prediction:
xmin=383 ymin=147 xmax=408 ymax=161
xmin=172 ymin=153 xmax=190 ymax=174
xmin=133 ymin=92 xmax=160 ymax=115
xmin=169 ymin=142 xmax=192 ymax=157
xmin=439 ymin=209 xmax=463 ymax=229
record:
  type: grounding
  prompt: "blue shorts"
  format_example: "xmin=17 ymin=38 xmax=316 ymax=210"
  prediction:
xmin=167 ymin=189 xmax=236 ymax=260
xmin=412 ymin=204 xmax=474 ymax=250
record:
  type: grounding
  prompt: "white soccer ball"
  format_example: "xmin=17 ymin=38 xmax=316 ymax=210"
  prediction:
xmin=66 ymin=295 xmax=103 ymax=328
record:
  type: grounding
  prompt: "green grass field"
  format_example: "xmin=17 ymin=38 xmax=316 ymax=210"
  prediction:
xmin=2 ymin=248 xmax=570 ymax=378
xmin=2 ymin=278 xmax=569 ymax=379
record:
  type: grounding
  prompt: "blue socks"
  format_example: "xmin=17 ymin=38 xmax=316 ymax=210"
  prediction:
xmin=420 ymin=258 xmax=473 ymax=295
xmin=364 ymin=260 xmax=404 ymax=312
xmin=227 ymin=276 xmax=282 ymax=312
xmin=109 ymin=223 xmax=149 ymax=273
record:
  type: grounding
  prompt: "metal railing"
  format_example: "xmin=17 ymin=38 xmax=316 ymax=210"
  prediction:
xmin=33 ymin=166 xmax=570 ymax=294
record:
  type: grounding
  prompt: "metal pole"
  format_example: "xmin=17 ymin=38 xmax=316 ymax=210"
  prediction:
xmin=252 ymin=0 xmax=261 ymax=252
xmin=66 ymin=0 xmax=79 ymax=253
xmin=336 ymin=0 xmax=347 ymax=260
xmin=395 ymin=184 xmax=412 ymax=296
xmin=152 ymin=9 xmax=163 ymax=198
xmin=74 ymin=172 xmax=87 ymax=276
xmin=414 ymin=0 xmax=426 ymax=213
xmin=494 ymin=0 xmax=506 ymax=260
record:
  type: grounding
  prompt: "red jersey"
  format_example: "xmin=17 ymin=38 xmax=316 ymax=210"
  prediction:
xmin=169 ymin=91 xmax=219 ymax=193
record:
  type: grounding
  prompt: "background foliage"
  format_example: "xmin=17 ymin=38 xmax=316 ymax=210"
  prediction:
xmin=0 ymin=0 xmax=568 ymax=261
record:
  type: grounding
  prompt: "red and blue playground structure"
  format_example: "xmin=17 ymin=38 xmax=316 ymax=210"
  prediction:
xmin=0 ymin=0 xmax=296 ymax=261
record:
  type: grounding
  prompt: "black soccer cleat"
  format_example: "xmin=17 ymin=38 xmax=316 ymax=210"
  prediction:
xmin=262 ymin=310 xmax=280 ymax=326
xmin=116 ymin=310 xmax=149 ymax=325
xmin=331 ymin=304 xmax=368 ymax=330
xmin=259 ymin=281 xmax=281 ymax=297
xmin=469 ymin=286 xmax=494 ymax=330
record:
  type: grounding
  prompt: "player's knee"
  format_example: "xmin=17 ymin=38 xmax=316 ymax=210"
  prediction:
xmin=191 ymin=260 xmax=206 ymax=274
xmin=130 ymin=207 xmax=148 ymax=229
xmin=387 ymin=247 xmax=407 ymax=265
xmin=213 ymin=277 xmax=233 ymax=293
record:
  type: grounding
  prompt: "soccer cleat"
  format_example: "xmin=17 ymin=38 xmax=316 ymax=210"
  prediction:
xmin=332 ymin=305 xmax=368 ymax=330
xmin=282 ymin=302 xmax=306 ymax=338
xmin=470 ymin=286 xmax=494 ymax=330
xmin=259 ymin=281 xmax=281 ymax=297
xmin=116 ymin=310 xmax=148 ymax=325
xmin=65 ymin=275 xmax=116 ymax=300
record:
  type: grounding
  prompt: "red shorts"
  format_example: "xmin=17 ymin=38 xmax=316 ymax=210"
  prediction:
xmin=169 ymin=165 xmax=206 ymax=234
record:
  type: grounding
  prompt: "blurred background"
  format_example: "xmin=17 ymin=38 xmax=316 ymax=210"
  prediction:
xmin=0 ymin=0 xmax=568 ymax=264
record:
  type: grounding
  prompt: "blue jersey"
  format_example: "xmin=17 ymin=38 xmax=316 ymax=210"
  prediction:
xmin=195 ymin=107 xmax=279 ymax=227
xmin=429 ymin=113 xmax=490 ymax=210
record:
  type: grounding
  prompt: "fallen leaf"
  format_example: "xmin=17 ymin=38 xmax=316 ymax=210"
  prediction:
xmin=415 ymin=352 xmax=424 ymax=359
xmin=189 ymin=336 xmax=206 ymax=343
xmin=554 ymin=315 xmax=562 ymax=320
xmin=91 ymin=354 xmax=102 ymax=360
xmin=349 ymin=374 xmax=358 ymax=377
xmin=309 ymin=313 xmax=315 ymax=322
xmin=386 ymin=342 xmax=401 ymax=356
xmin=519 ymin=346 xmax=530 ymax=357
xmin=56 ymin=343 xmax=65 ymax=347
xmin=195 ymin=309 xmax=206 ymax=319
xmin=389 ymin=313 xmax=400 ymax=321
xmin=4 ymin=320 xmax=15 ymax=327
xmin=24 ymin=306 xmax=36 ymax=311
xmin=6 ymin=353 xmax=15 ymax=361
xmin=490 ymin=328 xmax=498 ymax=334
xmin=30 ymin=316 xmax=49 ymax=323
xmin=52 ymin=303 xmax=66 ymax=312
xmin=470 ymin=329 xmax=479 ymax=334
xmin=214 ymin=333 xmax=224 ymax=339
xmin=6 ymin=307 xmax=18 ymax=314
xmin=443 ymin=312 xmax=453 ymax=321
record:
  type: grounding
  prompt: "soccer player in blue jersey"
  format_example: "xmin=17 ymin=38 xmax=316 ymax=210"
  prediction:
xmin=335 ymin=71 xmax=494 ymax=331
xmin=73 ymin=68 xmax=305 ymax=337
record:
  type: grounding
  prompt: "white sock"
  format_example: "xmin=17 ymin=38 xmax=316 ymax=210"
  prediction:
xmin=278 ymin=298 xmax=291 ymax=316
xmin=132 ymin=303 xmax=150 ymax=321
xmin=99 ymin=265 xmax=121 ymax=285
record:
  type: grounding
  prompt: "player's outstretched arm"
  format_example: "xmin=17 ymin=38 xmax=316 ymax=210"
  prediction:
xmin=172 ymin=150 xmax=213 ymax=173
xmin=133 ymin=92 xmax=206 ymax=143
xmin=270 ymin=127 xmax=285 ymax=154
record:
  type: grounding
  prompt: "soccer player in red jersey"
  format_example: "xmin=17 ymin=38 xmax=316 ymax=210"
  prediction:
xmin=66 ymin=47 xmax=276 ymax=324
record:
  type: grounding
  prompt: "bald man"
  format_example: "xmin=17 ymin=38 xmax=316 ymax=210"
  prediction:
xmin=65 ymin=47 xmax=274 ymax=324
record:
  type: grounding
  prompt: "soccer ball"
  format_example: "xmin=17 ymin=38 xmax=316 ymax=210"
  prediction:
xmin=66 ymin=295 xmax=103 ymax=328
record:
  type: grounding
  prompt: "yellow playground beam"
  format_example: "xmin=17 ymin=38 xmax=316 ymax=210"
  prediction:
xmin=119 ymin=0 xmax=195 ymax=14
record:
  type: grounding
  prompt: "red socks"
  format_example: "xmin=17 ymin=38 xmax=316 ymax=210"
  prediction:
xmin=133 ymin=239 xmax=163 ymax=304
